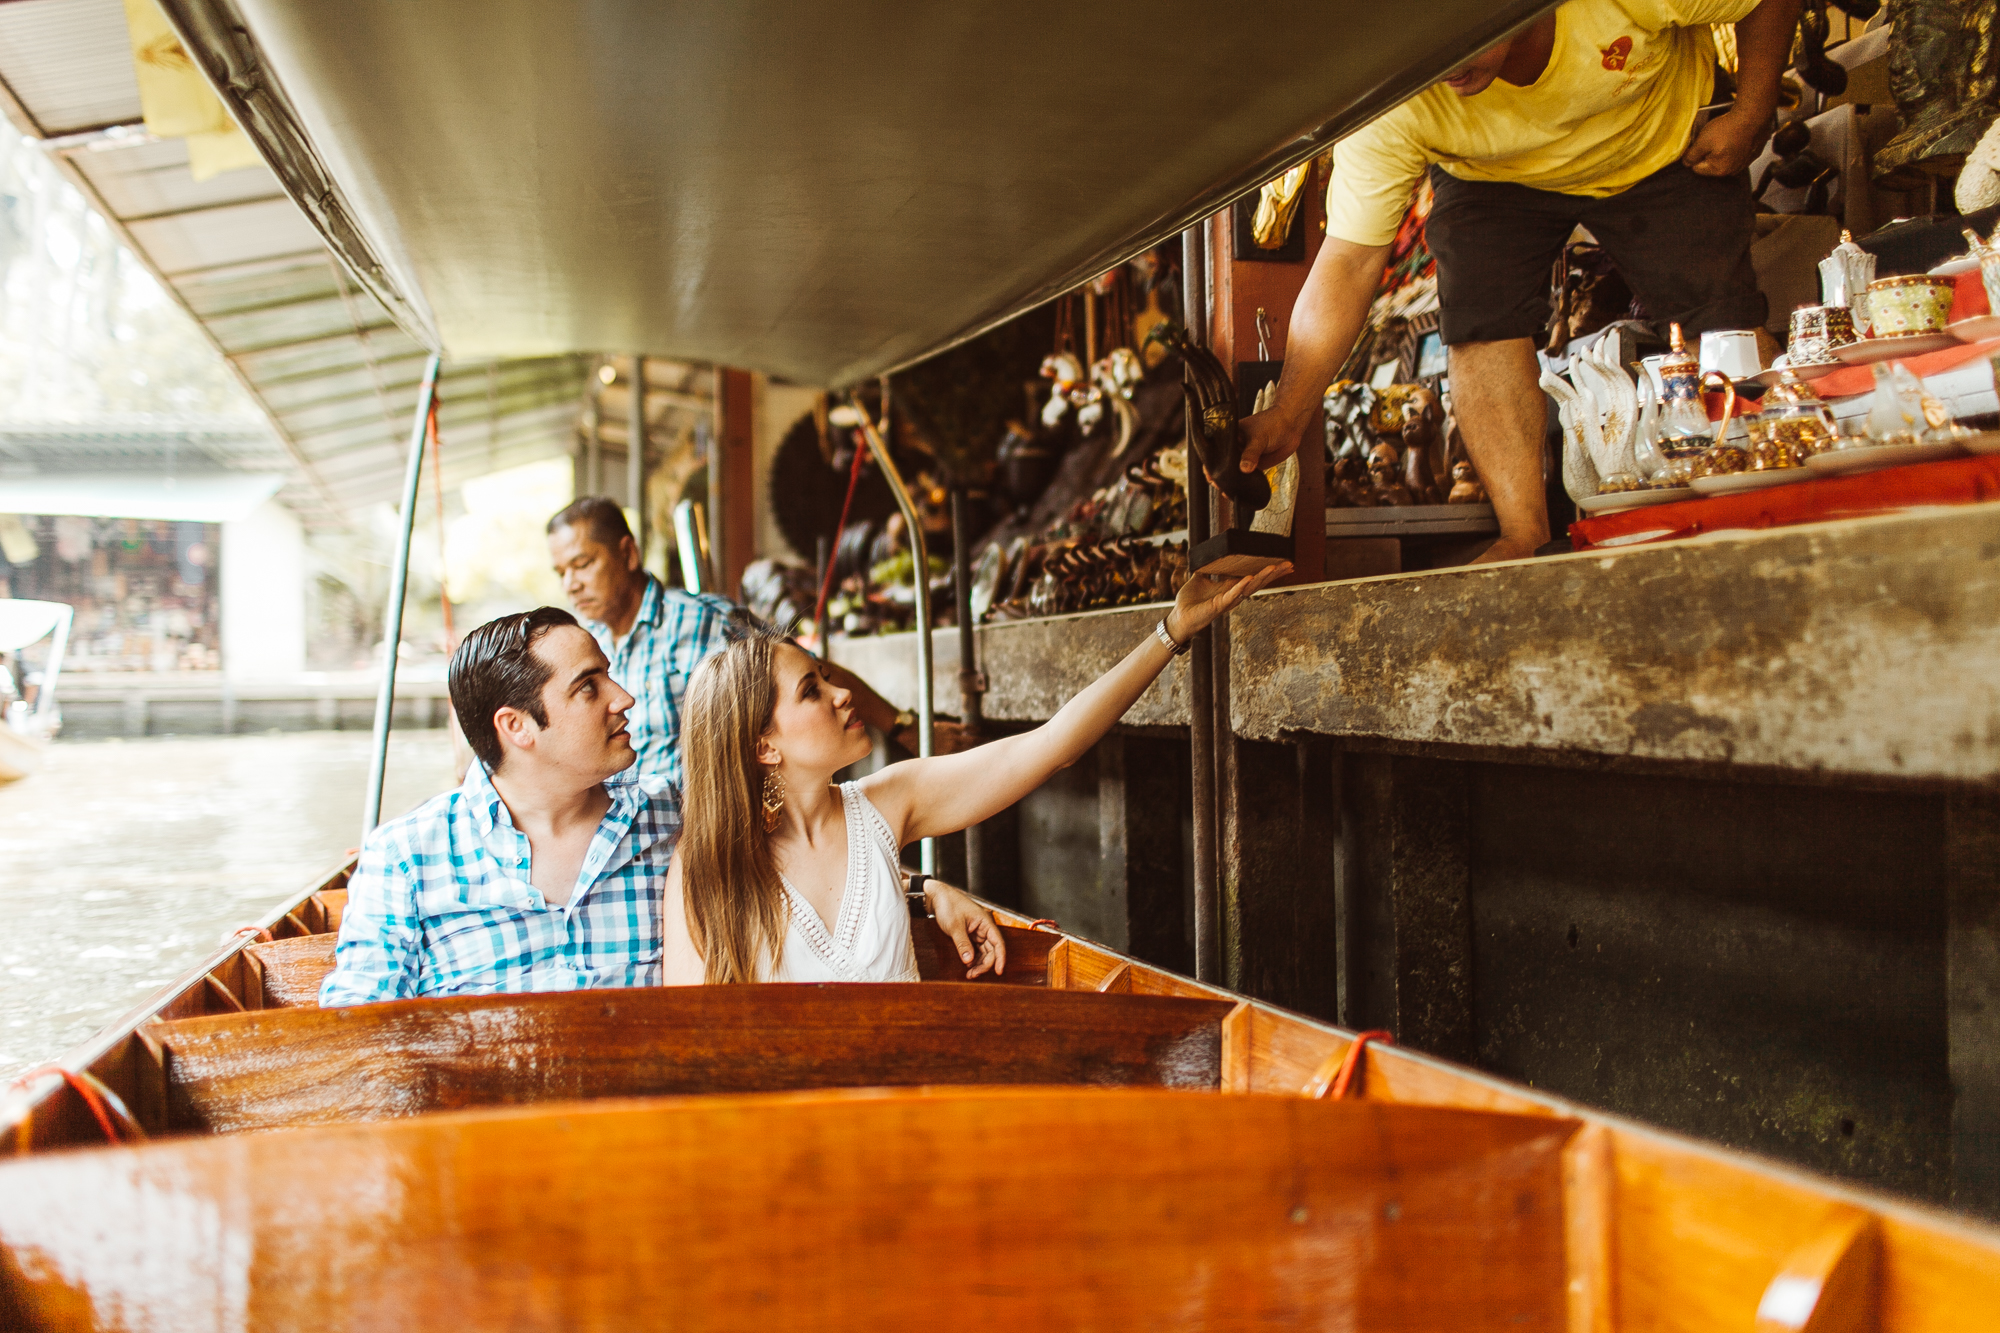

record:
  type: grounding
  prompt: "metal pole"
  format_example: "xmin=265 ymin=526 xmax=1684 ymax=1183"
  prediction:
xmin=851 ymin=401 xmax=935 ymax=874
xmin=627 ymin=355 xmax=646 ymax=566
xmin=1182 ymin=219 xmax=1220 ymax=984
xmin=950 ymin=488 xmax=987 ymax=894
xmin=949 ymin=488 xmax=983 ymax=738
xmin=587 ymin=381 xmax=603 ymax=494
xmin=363 ymin=352 xmax=442 ymax=839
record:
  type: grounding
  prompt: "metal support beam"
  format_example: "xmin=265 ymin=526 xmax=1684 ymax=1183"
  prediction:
xmin=628 ymin=354 xmax=647 ymax=563
xmin=853 ymin=400 xmax=936 ymax=874
xmin=1183 ymin=218 xmax=1220 ymax=984
xmin=951 ymin=487 xmax=989 ymax=894
xmin=362 ymin=353 xmax=442 ymax=838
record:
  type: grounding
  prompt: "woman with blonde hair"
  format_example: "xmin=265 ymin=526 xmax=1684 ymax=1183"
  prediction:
xmin=662 ymin=560 xmax=1291 ymax=985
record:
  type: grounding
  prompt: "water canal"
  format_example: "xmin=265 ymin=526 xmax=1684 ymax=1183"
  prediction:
xmin=0 ymin=730 xmax=454 ymax=1079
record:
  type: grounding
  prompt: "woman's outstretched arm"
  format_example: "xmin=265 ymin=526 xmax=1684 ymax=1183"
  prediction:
xmin=859 ymin=562 xmax=1290 ymax=846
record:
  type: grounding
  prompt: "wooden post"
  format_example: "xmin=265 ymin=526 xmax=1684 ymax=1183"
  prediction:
xmin=714 ymin=368 xmax=756 ymax=598
xmin=1334 ymin=752 xmax=1475 ymax=1060
xmin=1948 ymin=792 xmax=2000 ymax=1219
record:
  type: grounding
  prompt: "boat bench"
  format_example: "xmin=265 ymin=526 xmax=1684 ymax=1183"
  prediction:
xmin=240 ymin=908 xmax=1061 ymax=1009
xmin=142 ymin=984 xmax=1238 ymax=1135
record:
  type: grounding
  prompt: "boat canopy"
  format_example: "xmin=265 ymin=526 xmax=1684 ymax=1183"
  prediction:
xmin=0 ymin=599 xmax=69 ymax=653
xmin=159 ymin=0 xmax=1555 ymax=386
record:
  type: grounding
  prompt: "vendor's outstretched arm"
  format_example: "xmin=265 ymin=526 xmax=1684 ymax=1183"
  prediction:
xmin=860 ymin=562 xmax=1289 ymax=845
xmin=1232 ymin=237 xmax=1390 ymax=478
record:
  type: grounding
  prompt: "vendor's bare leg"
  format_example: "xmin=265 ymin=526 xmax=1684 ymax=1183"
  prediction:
xmin=1447 ymin=338 xmax=1550 ymax=563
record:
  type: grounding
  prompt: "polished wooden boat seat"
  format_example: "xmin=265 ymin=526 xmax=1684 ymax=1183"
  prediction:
xmin=0 ymin=1088 xmax=1576 ymax=1331
xmin=238 ymin=913 xmax=1060 ymax=1010
xmin=143 ymin=984 xmax=1237 ymax=1135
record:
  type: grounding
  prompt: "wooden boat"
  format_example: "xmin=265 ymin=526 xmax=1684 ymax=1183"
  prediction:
xmin=0 ymin=600 xmax=69 ymax=786
xmin=4 ymin=858 xmax=1997 ymax=1330
xmin=5 ymin=6 xmax=1998 ymax=1328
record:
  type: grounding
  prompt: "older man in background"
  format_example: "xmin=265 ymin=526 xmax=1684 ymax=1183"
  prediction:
xmin=546 ymin=497 xmax=955 ymax=794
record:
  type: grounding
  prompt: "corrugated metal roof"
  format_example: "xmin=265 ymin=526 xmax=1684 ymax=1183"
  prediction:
xmin=0 ymin=0 xmax=594 ymax=528
xmin=0 ymin=0 xmax=140 ymax=135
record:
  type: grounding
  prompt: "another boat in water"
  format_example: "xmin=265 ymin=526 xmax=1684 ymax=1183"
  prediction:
xmin=3 ymin=859 xmax=1996 ymax=1330
xmin=0 ymin=600 xmax=70 ymax=786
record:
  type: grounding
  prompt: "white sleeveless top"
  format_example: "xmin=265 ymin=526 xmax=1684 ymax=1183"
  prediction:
xmin=766 ymin=782 xmax=920 ymax=983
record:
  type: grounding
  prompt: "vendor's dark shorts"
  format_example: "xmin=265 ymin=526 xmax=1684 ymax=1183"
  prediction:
xmin=1425 ymin=161 xmax=1766 ymax=345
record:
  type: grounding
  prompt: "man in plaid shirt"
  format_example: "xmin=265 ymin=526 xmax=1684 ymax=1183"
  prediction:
xmin=320 ymin=607 xmax=676 ymax=1005
xmin=547 ymin=497 xmax=955 ymax=791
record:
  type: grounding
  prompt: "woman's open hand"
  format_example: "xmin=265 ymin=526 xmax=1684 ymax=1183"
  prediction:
xmin=924 ymin=879 xmax=1006 ymax=978
xmin=1165 ymin=561 xmax=1292 ymax=644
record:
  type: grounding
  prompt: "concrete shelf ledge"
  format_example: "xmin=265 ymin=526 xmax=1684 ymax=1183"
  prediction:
xmin=833 ymin=504 xmax=2000 ymax=788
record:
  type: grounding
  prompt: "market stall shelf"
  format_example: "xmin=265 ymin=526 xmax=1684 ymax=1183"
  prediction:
xmin=1570 ymin=454 xmax=2000 ymax=550
xmin=1324 ymin=503 xmax=1497 ymax=539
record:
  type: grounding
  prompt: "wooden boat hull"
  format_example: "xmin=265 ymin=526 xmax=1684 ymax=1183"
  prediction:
xmin=0 ymin=1088 xmax=1573 ymax=1332
xmin=3 ymin=858 xmax=1998 ymax=1332
xmin=0 ymin=726 xmax=43 ymax=784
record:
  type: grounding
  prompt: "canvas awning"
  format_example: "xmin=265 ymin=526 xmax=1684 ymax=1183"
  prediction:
xmin=149 ymin=0 xmax=1554 ymax=386
xmin=0 ymin=0 xmax=592 ymax=527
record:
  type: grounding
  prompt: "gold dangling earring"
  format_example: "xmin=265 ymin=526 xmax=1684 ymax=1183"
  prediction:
xmin=761 ymin=768 xmax=787 ymax=832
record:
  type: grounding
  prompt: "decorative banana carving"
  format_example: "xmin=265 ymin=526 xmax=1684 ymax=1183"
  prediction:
xmin=1144 ymin=321 xmax=1272 ymax=511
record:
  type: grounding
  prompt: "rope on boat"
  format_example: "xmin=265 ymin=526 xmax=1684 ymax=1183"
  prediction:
xmin=8 ymin=1065 xmax=146 ymax=1145
xmin=812 ymin=424 xmax=871 ymax=633
xmin=1305 ymin=1029 xmax=1396 ymax=1100
xmin=1026 ymin=919 xmax=1061 ymax=933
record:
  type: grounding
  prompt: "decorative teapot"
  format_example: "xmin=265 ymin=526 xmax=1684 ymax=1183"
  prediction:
xmin=1746 ymin=372 xmax=1835 ymax=470
xmin=1818 ymin=230 xmax=1876 ymax=335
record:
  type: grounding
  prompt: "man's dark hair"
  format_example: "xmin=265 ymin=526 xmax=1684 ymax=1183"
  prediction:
xmin=449 ymin=607 xmax=581 ymax=771
xmin=546 ymin=496 xmax=633 ymax=551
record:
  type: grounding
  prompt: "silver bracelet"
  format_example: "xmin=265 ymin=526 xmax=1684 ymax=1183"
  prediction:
xmin=1154 ymin=617 xmax=1191 ymax=657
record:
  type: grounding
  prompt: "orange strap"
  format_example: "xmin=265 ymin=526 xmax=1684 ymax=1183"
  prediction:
xmin=1323 ymin=1030 xmax=1394 ymax=1101
xmin=1025 ymin=918 xmax=1061 ymax=933
xmin=9 ymin=1066 xmax=144 ymax=1144
xmin=232 ymin=925 xmax=273 ymax=943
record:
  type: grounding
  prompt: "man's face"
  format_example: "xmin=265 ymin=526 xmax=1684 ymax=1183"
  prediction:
xmin=548 ymin=522 xmax=639 ymax=623
xmin=1439 ymin=35 xmax=1516 ymax=97
xmin=500 ymin=625 xmax=637 ymax=783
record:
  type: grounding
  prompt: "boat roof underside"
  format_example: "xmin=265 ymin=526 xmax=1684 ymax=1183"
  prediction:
xmin=165 ymin=0 xmax=1554 ymax=385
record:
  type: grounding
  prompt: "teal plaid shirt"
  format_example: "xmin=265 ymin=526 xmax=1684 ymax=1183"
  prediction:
xmin=319 ymin=762 xmax=680 ymax=1006
xmin=581 ymin=574 xmax=736 ymax=792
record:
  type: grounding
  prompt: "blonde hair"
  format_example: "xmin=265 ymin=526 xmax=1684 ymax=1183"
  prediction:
xmin=678 ymin=632 xmax=790 ymax=983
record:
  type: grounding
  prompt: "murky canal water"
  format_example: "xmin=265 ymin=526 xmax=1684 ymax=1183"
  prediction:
xmin=0 ymin=730 xmax=455 ymax=1078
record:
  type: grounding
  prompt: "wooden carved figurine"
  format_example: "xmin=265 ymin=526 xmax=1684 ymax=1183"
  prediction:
xmin=1447 ymin=460 xmax=1488 ymax=504
xmin=1367 ymin=441 xmax=1413 ymax=506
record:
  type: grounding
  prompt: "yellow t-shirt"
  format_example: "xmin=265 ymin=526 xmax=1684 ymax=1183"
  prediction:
xmin=1326 ymin=0 xmax=1761 ymax=246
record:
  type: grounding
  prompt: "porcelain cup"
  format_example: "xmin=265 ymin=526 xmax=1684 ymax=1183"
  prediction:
xmin=1864 ymin=275 xmax=1954 ymax=338
xmin=1698 ymin=329 xmax=1762 ymax=379
xmin=1787 ymin=305 xmax=1852 ymax=366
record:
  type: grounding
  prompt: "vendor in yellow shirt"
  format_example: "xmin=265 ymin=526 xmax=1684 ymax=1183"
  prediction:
xmin=1237 ymin=0 xmax=1801 ymax=562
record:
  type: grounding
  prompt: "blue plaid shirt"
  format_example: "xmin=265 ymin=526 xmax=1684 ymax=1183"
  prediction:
xmin=581 ymin=574 xmax=735 ymax=792
xmin=319 ymin=762 xmax=680 ymax=1006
